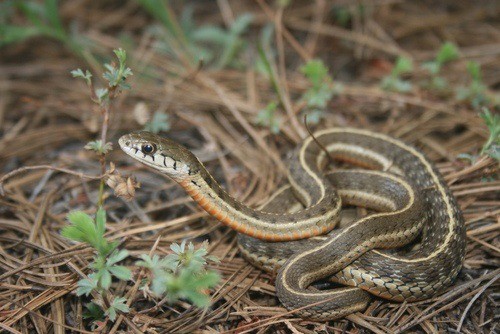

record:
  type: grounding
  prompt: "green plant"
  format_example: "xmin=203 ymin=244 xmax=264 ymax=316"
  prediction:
xmin=256 ymin=101 xmax=281 ymax=134
xmin=456 ymin=61 xmax=489 ymax=108
xmin=62 ymin=208 xmax=132 ymax=321
xmin=380 ymin=56 xmax=413 ymax=93
xmin=300 ymin=59 xmax=343 ymax=124
xmin=0 ymin=0 xmax=95 ymax=64
xmin=137 ymin=241 xmax=220 ymax=307
xmin=61 ymin=49 xmax=137 ymax=326
xmin=479 ymin=108 xmax=499 ymax=160
xmin=187 ymin=12 xmax=253 ymax=69
xmin=421 ymin=42 xmax=459 ymax=90
xmin=138 ymin=0 xmax=252 ymax=69
xmin=144 ymin=111 xmax=170 ymax=134
xmin=72 ymin=48 xmax=134 ymax=206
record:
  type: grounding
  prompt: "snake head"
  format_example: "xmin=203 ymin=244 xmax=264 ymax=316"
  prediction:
xmin=119 ymin=131 xmax=199 ymax=181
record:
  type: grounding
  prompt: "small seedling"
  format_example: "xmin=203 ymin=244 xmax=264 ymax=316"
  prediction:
xmin=421 ymin=42 xmax=459 ymax=90
xmin=380 ymin=56 xmax=413 ymax=93
xmin=139 ymin=0 xmax=252 ymax=68
xmin=456 ymin=61 xmax=489 ymax=108
xmin=1 ymin=0 xmax=95 ymax=64
xmin=104 ymin=297 xmax=130 ymax=321
xmin=256 ymin=102 xmax=281 ymax=134
xmin=479 ymin=108 xmax=499 ymax=160
xmin=61 ymin=208 xmax=132 ymax=321
xmin=72 ymin=48 xmax=133 ymax=206
xmin=85 ymin=140 xmax=113 ymax=155
xmin=137 ymin=240 xmax=220 ymax=308
xmin=300 ymin=59 xmax=343 ymax=124
xmin=189 ymin=13 xmax=253 ymax=69
xmin=144 ymin=111 xmax=171 ymax=134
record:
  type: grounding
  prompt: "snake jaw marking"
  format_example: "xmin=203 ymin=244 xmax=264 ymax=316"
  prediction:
xmin=120 ymin=128 xmax=465 ymax=321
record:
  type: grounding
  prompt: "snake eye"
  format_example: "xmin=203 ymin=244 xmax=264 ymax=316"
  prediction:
xmin=141 ymin=143 xmax=156 ymax=155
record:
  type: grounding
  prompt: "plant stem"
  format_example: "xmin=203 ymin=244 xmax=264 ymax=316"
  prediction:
xmin=97 ymin=86 xmax=117 ymax=207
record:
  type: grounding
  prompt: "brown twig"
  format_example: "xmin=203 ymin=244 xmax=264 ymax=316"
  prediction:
xmin=0 ymin=165 xmax=106 ymax=196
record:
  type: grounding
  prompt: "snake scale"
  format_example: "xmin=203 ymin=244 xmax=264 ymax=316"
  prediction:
xmin=119 ymin=128 xmax=465 ymax=320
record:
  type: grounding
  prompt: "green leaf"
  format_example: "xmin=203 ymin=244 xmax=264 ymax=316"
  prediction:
xmin=0 ymin=25 xmax=41 ymax=46
xmin=95 ymin=207 xmax=106 ymax=236
xmin=76 ymin=277 xmax=98 ymax=296
xmin=114 ymin=48 xmax=127 ymax=65
xmin=479 ymin=108 xmax=500 ymax=158
xmin=192 ymin=26 xmax=228 ymax=44
xmin=62 ymin=211 xmax=98 ymax=245
xmin=144 ymin=111 xmax=170 ymax=134
xmin=230 ymin=13 xmax=253 ymax=35
xmin=107 ymin=249 xmax=129 ymax=266
xmin=170 ymin=240 xmax=185 ymax=254
xmin=95 ymin=88 xmax=109 ymax=103
xmin=71 ymin=68 xmax=92 ymax=86
xmin=380 ymin=76 xmax=413 ymax=93
xmin=82 ymin=302 xmax=104 ymax=320
xmin=300 ymin=59 xmax=329 ymax=88
xmin=256 ymin=102 xmax=281 ymax=134
xmin=392 ymin=56 xmax=413 ymax=76
xmin=436 ymin=42 xmax=459 ymax=65
xmin=111 ymin=297 xmax=130 ymax=313
xmin=108 ymin=265 xmax=132 ymax=281
xmin=84 ymin=140 xmax=113 ymax=155
xmin=106 ymin=306 xmax=117 ymax=321
xmin=99 ymin=269 xmax=112 ymax=290
xmin=467 ymin=61 xmax=482 ymax=81
xmin=421 ymin=61 xmax=440 ymax=75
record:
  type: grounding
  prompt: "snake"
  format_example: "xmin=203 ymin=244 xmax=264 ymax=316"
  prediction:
xmin=119 ymin=128 xmax=466 ymax=320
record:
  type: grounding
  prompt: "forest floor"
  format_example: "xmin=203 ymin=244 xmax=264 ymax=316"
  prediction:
xmin=0 ymin=1 xmax=499 ymax=333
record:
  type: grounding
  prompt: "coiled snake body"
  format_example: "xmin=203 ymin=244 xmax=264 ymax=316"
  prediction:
xmin=119 ymin=128 xmax=465 ymax=320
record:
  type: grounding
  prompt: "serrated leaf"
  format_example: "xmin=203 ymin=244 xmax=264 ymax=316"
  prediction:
xmin=144 ymin=111 xmax=170 ymax=134
xmin=300 ymin=59 xmax=329 ymax=88
xmin=76 ymin=277 xmax=98 ymax=296
xmin=114 ymin=48 xmax=127 ymax=64
xmin=100 ymin=269 xmax=112 ymax=290
xmin=95 ymin=207 xmax=106 ymax=236
xmin=71 ymin=68 xmax=92 ymax=85
xmin=63 ymin=211 xmax=98 ymax=245
xmin=107 ymin=249 xmax=129 ymax=266
xmin=106 ymin=306 xmax=117 ymax=321
xmin=108 ymin=265 xmax=132 ymax=281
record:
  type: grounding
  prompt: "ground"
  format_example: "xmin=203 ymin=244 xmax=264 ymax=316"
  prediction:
xmin=0 ymin=1 xmax=499 ymax=333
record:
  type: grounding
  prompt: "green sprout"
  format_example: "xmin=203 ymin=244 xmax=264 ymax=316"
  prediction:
xmin=456 ymin=61 xmax=489 ymax=108
xmin=138 ymin=0 xmax=252 ymax=68
xmin=61 ymin=208 xmax=132 ymax=321
xmin=300 ymin=59 xmax=343 ymax=124
xmin=421 ymin=42 xmax=459 ymax=90
xmin=381 ymin=56 xmax=413 ymax=93
xmin=255 ymin=102 xmax=281 ymax=134
xmin=0 ymin=0 xmax=95 ymax=64
xmin=84 ymin=140 xmax=113 ymax=155
xmin=144 ymin=111 xmax=170 ymax=134
xmin=479 ymin=108 xmax=500 ymax=160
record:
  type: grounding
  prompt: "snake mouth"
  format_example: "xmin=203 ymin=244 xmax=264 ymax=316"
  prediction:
xmin=118 ymin=134 xmax=133 ymax=151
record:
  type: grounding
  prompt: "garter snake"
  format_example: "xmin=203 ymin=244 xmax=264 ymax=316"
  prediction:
xmin=119 ymin=128 xmax=465 ymax=320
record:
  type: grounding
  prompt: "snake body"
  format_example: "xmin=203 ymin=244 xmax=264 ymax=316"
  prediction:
xmin=119 ymin=128 xmax=466 ymax=320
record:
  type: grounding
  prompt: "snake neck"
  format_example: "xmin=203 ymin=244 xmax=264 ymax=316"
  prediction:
xmin=176 ymin=166 xmax=339 ymax=242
